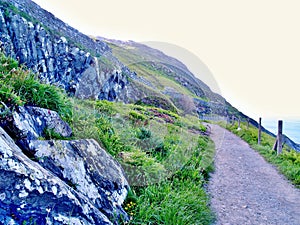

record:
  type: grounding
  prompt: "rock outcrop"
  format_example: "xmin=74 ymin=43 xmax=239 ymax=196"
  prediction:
xmin=0 ymin=127 xmax=115 ymax=224
xmin=6 ymin=106 xmax=72 ymax=139
xmin=29 ymin=139 xmax=129 ymax=221
xmin=0 ymin=0 xmax=130 ymax=101
xmin=1 ymin=105 xmax=72 ymax=152
xmin=0 ymin=106 xmax=129 ymax=224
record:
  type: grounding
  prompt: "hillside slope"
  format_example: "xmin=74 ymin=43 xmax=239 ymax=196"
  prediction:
xmin=0 ymin=0 xmax=133 ymax=102
xmin=1 ymin=0 xmax=300 ymax=224
xmin=1 ymin=0 xmax=299 ymax=152
xmin=101 ymin=38 xmax=228 ymax=114
xmin=100 ymin=39 xmax=300 ymax=151
xmin=0 ymin=0 xmax=245 ymax=119
xmin=0 ymin=50 xmax=215 ymax=224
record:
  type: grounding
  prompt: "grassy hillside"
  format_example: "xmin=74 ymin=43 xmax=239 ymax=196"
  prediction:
xmin=106 ymin=40 xmax=206 ymax=97
xmin=103 ymin=40 xmax=222 ymax=114
xmin=71 ymin=99 xmax=215 ymax=224
xmin=102 ymin=38 xmax=255 ymax=122
xmin=0 ymin=52 xmax=215 ymax=224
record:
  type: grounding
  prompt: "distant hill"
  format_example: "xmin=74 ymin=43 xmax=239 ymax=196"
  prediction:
xmin=100 ymin=38 xmax=236 ymax=116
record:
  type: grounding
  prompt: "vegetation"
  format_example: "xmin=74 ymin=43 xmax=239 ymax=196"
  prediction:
xmin=135 ymin=95 xmax=178 ymax=113
xmin=107 ymin=42 xmax=206 ymax=102
xmin=0 ymin=52 xmax=72 ymax=121
xmin=70 ymin=100 xmax=215 ymax=224
xmin=220 ymin=121 xmax=300 ymax=188
xmin=0 ymin=51 xmax=215 ymax=224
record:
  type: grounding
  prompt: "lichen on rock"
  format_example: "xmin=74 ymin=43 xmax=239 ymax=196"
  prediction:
xmin=0 ymin=127 xmax=115 ymax=224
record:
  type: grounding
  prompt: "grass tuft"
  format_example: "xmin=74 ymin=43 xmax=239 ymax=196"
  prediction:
xmin=0 ymin=51 xmax=72 ymax=122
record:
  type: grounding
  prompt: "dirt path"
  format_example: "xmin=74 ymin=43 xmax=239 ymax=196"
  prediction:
xmin=207 ymin=124 xmax=300 ymax=225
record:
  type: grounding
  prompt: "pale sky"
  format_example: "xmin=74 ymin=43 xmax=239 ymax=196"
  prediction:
xmin=32 ymin=0 xmax=300 ymax=120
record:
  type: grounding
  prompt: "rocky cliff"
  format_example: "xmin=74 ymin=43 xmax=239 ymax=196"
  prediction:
xmin=0 ymin=0 xmax=239 ymax=118
xmin=0 ymin=0 xmax=131 ymax=102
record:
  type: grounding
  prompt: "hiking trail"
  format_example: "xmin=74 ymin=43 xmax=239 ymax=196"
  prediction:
xmin=207 ymin=124 xmax=300 ymax=225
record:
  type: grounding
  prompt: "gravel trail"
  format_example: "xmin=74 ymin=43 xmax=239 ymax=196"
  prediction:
xmin=207 ymin=124 xmax=300 ymax=225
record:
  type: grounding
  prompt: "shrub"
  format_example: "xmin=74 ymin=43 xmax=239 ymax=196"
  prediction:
xmin=136 ymin=127 xmax=152 ymax=140
xmin=129 ymin=110 xmax=147 ymax=122
xmin=95 ymin=100 xmax=116 ymax=115
xmin=135 ymin=96 xmax=178 ymax=113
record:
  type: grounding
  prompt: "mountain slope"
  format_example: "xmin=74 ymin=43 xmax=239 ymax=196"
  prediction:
xmin=0 ymin=0 xmax=299 ymax=152
xmin=0 ymin=0 xmax=133 ymax=102
xmin=0 ymin=0 xmax=242 ymax=119
xmin=101 ymin=38 xmax=244 ymax=117
xmin=0 ymin=0 xmax=300 ymax=224
xmin=100 ymin=38 xmax=300 ymax=151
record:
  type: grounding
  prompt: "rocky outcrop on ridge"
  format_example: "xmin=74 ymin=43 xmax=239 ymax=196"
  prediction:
xmin=0 ymin=0 xmax=130 ymax=101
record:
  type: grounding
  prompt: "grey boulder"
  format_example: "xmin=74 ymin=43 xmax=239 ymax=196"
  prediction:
xmin=29 ymin=139 xmax=129 ymax=221
xmin=1 ymin=106 xmax=72 ymax=151
xmin=0 ymin=127 xmax=114 ymax=224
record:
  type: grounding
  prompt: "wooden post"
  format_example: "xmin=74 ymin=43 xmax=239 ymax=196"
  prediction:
xmin=272 ymin=138 xmax=277 ymax=150
xmin=247 ymin=118 xmax=250 ymax=129
xmin=232 ymin=116 xmax=235 ymax=125
xmin=238 ymin=117 xmax=241 ymax=129
xmin=258 ymin=117 xmax=262 ymax=145
xmin=277 ymin=120 xmax=283 ymax=155
xmin=272 ymin=120 xmax=283 ymax=154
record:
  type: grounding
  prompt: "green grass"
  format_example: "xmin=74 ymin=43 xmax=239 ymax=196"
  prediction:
xmin=121 ymin=137 xmax=215 ymax=225
xmin=0 ymin=51 xmax=72 ymax=121
xmin=127 ymin=178 xmax=213 ymax=224
xmin=219 ymin=121 xmax=300 ymax=188
xmin=127 ymin=61 xmax=199 ymax=98
xmin=0 ymin=51 xmax=215 ymax=224
xmin=108 ymin=42 xmax=205 ymax=100
xmin=70 ymin=100 xmax=215 ymax=224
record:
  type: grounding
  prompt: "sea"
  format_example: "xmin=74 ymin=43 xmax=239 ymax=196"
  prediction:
xmin=262 ymin=119 xmax=300 ymax=144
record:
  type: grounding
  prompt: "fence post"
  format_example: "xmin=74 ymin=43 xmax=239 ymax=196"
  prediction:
xmin=272 ymin=120 xmax=283 ymax=154
xmin=277 ymin=120 xmax=283 ymax=155
xmin=232 ymin=116 xmax=235 ymax=125
xmin=238 ymin=117 xmax=241 ymax=129
xmin=258 ymin=117 xmax=262 ymax=145
xmin=247 ymin=118 xmax=250 ymax=129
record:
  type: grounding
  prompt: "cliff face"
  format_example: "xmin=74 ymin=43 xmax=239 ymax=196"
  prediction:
xmin=0 ymin=0 xmax=130 ymax=101
xmin=0 ymin=0 xmax=231 ymax=115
